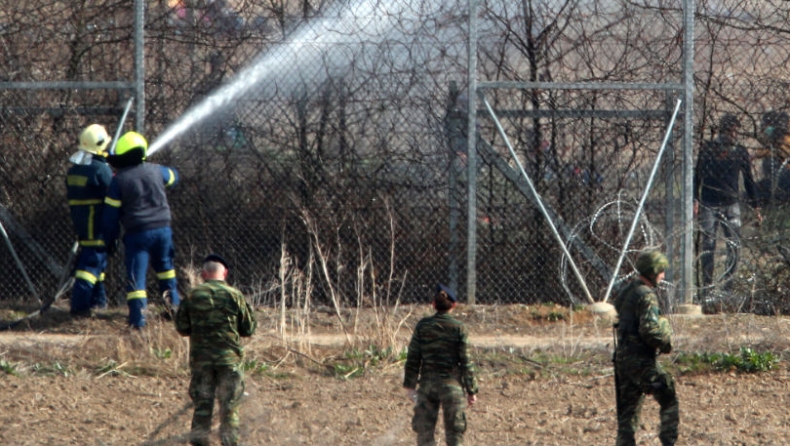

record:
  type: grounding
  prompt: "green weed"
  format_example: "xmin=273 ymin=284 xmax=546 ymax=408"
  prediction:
xmin=329 ymin=344 xmax=403 ymax=379
xmin=151 ymin=347 xmax=172 ymax=360
xmin=333 ymin=363 xmax=363 ymax=379
xmin=32 ymin=361 xmax=73 ymax=377
xmin=243 ymin=359 xmax=270 ymax=374
xmin=95 ymin=359 xmax=133 ymax=378
xmin=675 ymin=347 xmax=778 ymax=374
xmin=0 ymin=359 xmax=19 ymax=376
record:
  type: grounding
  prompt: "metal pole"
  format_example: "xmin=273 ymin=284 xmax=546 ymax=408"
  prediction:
xmin=0 ymin=81 xmax=134 ymax=90
xmin=134 ymin=0 xmax=145 ymax=133
xmin=681 ymin=0 xmax=696 ymax=304
xmin=466 ymin=0 xmax=478 ymax=305
xmin=602 ymin=99 xmax=683 ymax=303
xmin=481 ymin=95 xmax=595 ymax=304
xmin=110 ymin=97 xmax=135 ymax=154
xmin=0 ymin=221 xmax=41 ymax=304
xmin=664 ymin=92 xmax=677 ymax=310
xmin=447 ymin=82 xmax=462 ymax=292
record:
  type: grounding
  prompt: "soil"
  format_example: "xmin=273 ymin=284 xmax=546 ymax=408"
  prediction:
xmin=1 ymin=301 xmax=790 ymax=446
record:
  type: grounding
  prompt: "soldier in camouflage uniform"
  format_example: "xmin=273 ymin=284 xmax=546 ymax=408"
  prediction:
xmin=613 ymin=251 xmax=678 ymax=446
xmin=403 ymin=284 xmax=478 ymax=446
xmin=175 ymin=254 xmax=257 ymax=446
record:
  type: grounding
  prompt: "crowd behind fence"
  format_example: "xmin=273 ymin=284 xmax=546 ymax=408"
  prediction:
xmin=1 ymin=0 xmax=790 ymax=315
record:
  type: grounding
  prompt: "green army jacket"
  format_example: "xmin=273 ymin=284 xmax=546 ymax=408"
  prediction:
xmin=403 ymin=312 xmax=478 ymax=395
xmin=613 ymin=278 xmax=671 ymax=356
xmin=175 ymin=279 xmax=257 ymax=367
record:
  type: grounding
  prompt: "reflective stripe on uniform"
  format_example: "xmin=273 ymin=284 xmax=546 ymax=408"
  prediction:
xmin=88 ymin=205 xmax=95 ymax=240
xmin=157 ymin=269 xmax=176 ymax=280
xmin=104 ymin=197 xmax=122 ymax=208
xmin=99 ymin=272 xmax=105 ymax=282
xmin=79 ymin=239 xmax=105 ymax=247
xmin=66 ymin=175 xmax=89 ymax=187
xmin=166 ymin=169 xmax=176 ymax=186
xmin=127 ymin=290 xmax=147 ymax=300
xmin=75 ymin=270 xmax=98 ymax=284
xmin=68 ymin=198 xmax=103 ymax=206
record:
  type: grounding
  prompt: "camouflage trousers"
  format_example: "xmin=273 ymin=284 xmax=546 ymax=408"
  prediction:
xmin=412 ymin=378 xmax=467 ymax=446
xmin=188 ymin=363 xmax=245 ymax=446
xmin=615 ymin=356 xmax=679 ymax=446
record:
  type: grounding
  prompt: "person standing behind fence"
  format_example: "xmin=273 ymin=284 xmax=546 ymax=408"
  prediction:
xmin=613 ymin=251 xmax=678 ymax=446
xmin=403 ymin=284 xmax=478 ymax=446
xmin=102 ymin=131 xmax=180 ymax=328
xmin=693 ymin=113 xmax=761 ymax=301
xmin=175 ymin=254 xmax=257 ymax=446
xmin=756 ymin=110 xmax=790 ymax=202
xmin=66 ymin=124 xmax=113 ymax=317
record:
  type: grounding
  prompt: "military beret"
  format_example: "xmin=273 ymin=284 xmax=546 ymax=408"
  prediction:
xmin=203 ymin=253 xmax=230 ymax=270
xmin=436 ymin=283 xmax=457 ymax=302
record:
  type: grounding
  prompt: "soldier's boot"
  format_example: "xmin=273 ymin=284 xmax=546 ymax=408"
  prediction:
xmin=189 ymin=437 xmax=209 ymax=446
xmin=416 ymin=431 xmax=436 ymax=446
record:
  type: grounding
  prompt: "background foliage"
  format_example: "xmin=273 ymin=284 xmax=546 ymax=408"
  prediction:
xmin=1 ymin=0 xmax=790 ymax=313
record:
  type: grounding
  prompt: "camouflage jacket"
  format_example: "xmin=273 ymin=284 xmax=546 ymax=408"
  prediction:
xmin=403 ymin=312 xmax=478 ymax=395
xmin=613 ymin=279 xmax=671 ymax=357
xmin=175 ymin=279 xmax=257 ymax=367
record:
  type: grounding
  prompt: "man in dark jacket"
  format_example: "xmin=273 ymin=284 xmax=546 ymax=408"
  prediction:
xmin=66 ymin=124 xmax=113 ymax=316
xmin=693 ymin=113 xmax=762 ymax=299
xmin=102 ymin=131 xmax=180 ymax=328
xmin=613 ymin=251 xmax=678 ymax=446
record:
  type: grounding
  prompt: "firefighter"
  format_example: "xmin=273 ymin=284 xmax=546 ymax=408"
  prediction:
xmin=66 ymin=124 xmax=113 ymax=317
xmin=102 ymin=131 xmax=180 ymax=328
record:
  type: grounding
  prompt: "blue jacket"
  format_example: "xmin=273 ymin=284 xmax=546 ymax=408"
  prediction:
xmin=66 ymin=157 xmax=112 ymax=247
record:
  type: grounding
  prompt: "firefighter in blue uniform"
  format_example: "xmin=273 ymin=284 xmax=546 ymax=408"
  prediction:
xmin=102 ymin=131 xmax=180 ymax=328
xmin=66 ymin=124 xmax=113 ymax=316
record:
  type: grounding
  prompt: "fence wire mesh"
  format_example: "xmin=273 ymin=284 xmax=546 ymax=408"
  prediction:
xmin=1 ymin=0 xmax=790 ymax=314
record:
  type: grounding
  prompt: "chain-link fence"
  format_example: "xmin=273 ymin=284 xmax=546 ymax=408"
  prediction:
xmin=2 ymin=0 xmax=790 ymax=314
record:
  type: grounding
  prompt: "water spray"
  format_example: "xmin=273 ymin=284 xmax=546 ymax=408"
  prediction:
xmin=147 ymin=0 xmax=432 ymax=156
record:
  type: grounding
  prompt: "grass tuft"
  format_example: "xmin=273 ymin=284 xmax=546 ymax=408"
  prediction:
xmin=674 ymin=347 xmax=779 ymax=374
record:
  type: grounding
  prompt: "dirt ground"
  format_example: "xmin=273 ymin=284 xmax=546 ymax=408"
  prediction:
xmin=2 ymin=301 xmax=790 ymax=445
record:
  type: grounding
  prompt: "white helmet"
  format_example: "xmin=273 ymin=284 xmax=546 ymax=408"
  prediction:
xmin=79 ymin=124 xmax=111 ymax=155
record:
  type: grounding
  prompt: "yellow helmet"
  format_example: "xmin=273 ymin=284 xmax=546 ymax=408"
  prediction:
xmin=108 ymin=131 xmax=148 ymax=168
xmin=79 ymin=124 xmax=111 ymax=155
xmin=115 ymin=131 xmax=148 ymax=157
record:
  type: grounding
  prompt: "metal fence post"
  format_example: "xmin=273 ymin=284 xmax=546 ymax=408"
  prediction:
xmin=681 ymin=0 xmax=696 ymax=305
xmin=466 ymin=0 xmax=478 ymax=306
xmin=134 ymin=0 xmax=145 ymax=133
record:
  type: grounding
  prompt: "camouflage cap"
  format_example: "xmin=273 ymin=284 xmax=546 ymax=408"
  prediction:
xmin=635 ymin=250 xmax=669 ymax=278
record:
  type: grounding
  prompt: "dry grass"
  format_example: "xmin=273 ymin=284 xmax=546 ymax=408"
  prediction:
xmin=3 ymin=297 xmax=790 ymax=383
